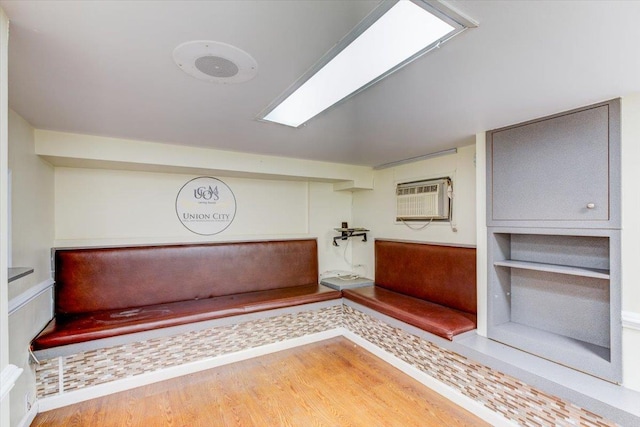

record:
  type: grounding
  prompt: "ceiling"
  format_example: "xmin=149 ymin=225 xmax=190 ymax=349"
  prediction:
xmin=2 ymin=0 xmax=639 ymax=167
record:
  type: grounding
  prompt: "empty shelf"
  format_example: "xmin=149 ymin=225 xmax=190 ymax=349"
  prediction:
xmin=494 ymin=260 xmax=609 ymax=279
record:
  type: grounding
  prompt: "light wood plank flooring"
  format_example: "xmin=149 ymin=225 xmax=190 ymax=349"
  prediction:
xmin=32 ymin=337 xmax=488 ymax=426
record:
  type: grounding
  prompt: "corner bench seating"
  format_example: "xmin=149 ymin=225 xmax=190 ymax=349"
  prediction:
xmin=31 ymin=238 xmax=639 ymax=426
xmin=32 ymin=239 xmax=341 ymax=352
xmin=31 ymin=238 xmax=477 ymax=355
xmin=343 ymin=240 xmax=477 ymax=340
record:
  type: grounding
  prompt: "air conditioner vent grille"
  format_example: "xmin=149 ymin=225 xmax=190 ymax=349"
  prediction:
xmin=396 ymin=178 xmax=451 ymax=221
xmin=397 ymin=184 xmax=439 ymax=196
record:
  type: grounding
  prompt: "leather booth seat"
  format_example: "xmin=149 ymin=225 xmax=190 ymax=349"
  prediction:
xmin=343 ymin=287 xmax=476 ymax=340
xmin=32 ymin=239 xmax=340 ymax=351
xmin=33 ymin=284 xmax=339 ymax=350
xmin=343 ymin=240 xmax=477 ymax=341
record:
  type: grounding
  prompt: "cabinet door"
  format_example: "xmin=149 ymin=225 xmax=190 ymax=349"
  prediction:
xmin=487 ymin=99 xmax=620 ymax=228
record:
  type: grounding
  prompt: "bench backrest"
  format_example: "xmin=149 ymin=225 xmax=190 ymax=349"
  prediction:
xmin=375 ymin=240 xmax=477 ymax=315
xmin=54 ymin=239 xmax=319 ymax=314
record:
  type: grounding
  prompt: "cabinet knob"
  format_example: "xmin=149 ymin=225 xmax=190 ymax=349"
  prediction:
xmin=586 ymin=203 xmax=596 ymax=209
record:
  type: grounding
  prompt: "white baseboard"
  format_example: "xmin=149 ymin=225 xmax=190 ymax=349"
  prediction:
xmin=622 ymin=311 xmax=640 ymax=331
xmin=38 ymin=328 xmax=343 ymax=412
xmin=1 ymin=364 xmax=23 ymax=402
xmin=341 ymin=329 xmax=517 ymax=427
xmin=38 ymin=327 xmax=515 ymax=427
xmin=16 ymin=401 xmax=38 ymax=427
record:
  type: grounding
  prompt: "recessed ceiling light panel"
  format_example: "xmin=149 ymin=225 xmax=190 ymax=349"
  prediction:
xmin=258 ymin=0 xmax=477 ymax=128
xmin=173 ymin=40 xmax=258 ymax=84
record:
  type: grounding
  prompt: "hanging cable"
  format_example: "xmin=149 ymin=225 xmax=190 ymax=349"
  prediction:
xmin=343 ymin=236 xmax=351 ymax=266
xmin=447 ymin=179 xmax=458 ymax=232
xmin=400 ymin=217 xmax=434 ymax=230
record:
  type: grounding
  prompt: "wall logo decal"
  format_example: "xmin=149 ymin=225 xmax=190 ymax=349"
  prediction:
xmin=176 ymin=177 xmax=236 ymax=235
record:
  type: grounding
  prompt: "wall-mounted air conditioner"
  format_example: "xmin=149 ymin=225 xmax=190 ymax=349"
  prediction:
xmin=396 ymin=177 xmax=451 ymax=221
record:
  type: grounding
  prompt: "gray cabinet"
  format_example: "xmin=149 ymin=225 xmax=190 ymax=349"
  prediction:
xmin=487 ymin=99 xmax=620 ymax=228
xmin=486 ymin=99 xmax=621 ymax=383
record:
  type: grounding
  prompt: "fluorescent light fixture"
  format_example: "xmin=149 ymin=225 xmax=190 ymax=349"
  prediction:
xmin=258 ymin=0 xmax=476 ymax=128
xmin=374 ymin=148 xmax=458 ymax=170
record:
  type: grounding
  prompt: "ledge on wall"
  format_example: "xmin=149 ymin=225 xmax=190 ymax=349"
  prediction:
xmin=0 ymin=364 xmax=23 ymax=402
xmin=34 ymin=130 xmax=374 ymax=191
xmin=8 ymin=267 xmax=33 ymax=283
xmin=455 ymin=332 xmax=640 ymax=426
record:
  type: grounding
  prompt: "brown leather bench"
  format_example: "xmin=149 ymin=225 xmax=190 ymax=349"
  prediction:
xmin=32 ymin=239 xmax=341 ymax=351
xmin=343 ymin=240 xmax=477 ymax=340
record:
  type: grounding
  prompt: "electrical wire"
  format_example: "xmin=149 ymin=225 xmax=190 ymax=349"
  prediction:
xmin=447 ymin=180 xmax=458 ymax=232
xmin=339 ymin=237 xmax=363 ymax=279
xmin=343 ymin=235 xmax=351 ymax=266
xmin=400 ymin=217 xmax=433 ymax=230
xmin=320 ymin=269 xmax=361 ymax=281
xmin=336 ymin=273 xmax=361 ymax=281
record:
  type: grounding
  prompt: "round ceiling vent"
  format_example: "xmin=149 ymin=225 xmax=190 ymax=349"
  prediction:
xmin=172 ymin=40 xmax=258 ymax=84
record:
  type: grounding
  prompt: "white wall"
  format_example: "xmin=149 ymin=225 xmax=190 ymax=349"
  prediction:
xmin=55 ymin=168 xmax=308 ymax=244
xmin=54 ymin=167 xmax=354 ymax=276
xmin=351 ymin=143 xmax=477 ymax=279
xmin=621 ymin=93 xmax=640 ymax=391
xmin=7 ymin=109 xmax=55 ymax=427
xmin=0 ymin=7 xmax=10 ymax=426
xmin=8 ymin=110 xmax=55 ymax=298
xmin=308 ymin=181 xmax=354 ymax=275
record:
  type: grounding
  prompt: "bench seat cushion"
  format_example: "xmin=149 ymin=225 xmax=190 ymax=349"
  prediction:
xmin=343 ymin=286 xmax=476 ymax=340
xmin=32 ymin=284 xmax=340 ymax=350
xmin=375 ymin=240 xmax=477 ymax=315
xmin=54 ymin=240 xmax=320 ymax=314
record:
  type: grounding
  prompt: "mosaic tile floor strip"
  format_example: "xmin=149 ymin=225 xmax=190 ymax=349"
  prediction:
xmin=36 ymin=305 xmax=342 ymax=396
xmin=35 ymin=303 xmax=619 ymax=426
xmin=342 ymin=306 xmax=617 ymax=427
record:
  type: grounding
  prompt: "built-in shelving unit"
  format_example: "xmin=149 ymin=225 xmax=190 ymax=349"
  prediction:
xmin=486 ymin=99 xmax=621 ymax=383
xmin=490 ymin=321 xmax=611 ymax=364
xmin=487 ymin=229 xmax=620 ymax=382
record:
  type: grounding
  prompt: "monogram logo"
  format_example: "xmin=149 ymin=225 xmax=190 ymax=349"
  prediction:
xmin=177 ymin=177 xmax=236 ymax=236
xmin=193 ymin=185 xmax=219 ymax=201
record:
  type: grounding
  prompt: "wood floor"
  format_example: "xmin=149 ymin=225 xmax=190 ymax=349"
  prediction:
xmin=32 ymin=337 xmax=489 ymax=426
